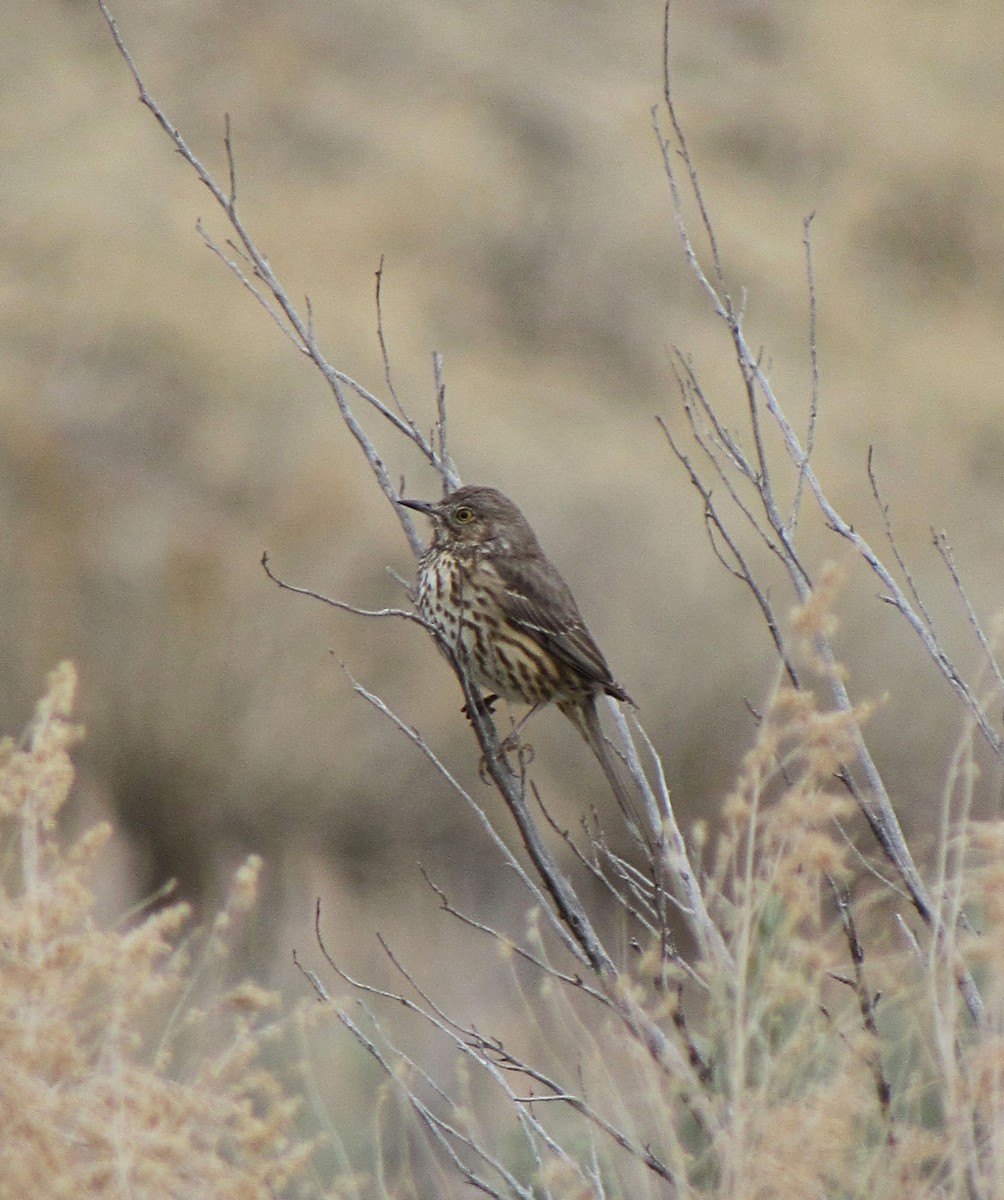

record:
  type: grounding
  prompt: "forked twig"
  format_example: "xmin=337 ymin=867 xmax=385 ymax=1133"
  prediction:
xmin=260 ymin=550 xmax=427 ymax=626
xmin=655 ymin=0 xmax=986 ymax=1026
xmin=97 ymin=0 xmax=453 ymax=557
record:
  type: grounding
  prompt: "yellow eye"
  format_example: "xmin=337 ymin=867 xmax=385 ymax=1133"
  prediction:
xmin=453 ymin=505 xmax=475 ymax=523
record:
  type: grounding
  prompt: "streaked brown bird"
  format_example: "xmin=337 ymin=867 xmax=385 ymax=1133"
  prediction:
xmin=399 ymin=484 xmax=636 ymax=818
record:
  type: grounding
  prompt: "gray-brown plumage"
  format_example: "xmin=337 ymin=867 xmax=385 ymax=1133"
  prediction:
xmin=400 ymin=484 xmax=635 ymax=817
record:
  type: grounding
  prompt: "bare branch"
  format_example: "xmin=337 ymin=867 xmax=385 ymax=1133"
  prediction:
xmin=718 ymin=302 xmax=1003 ymax=772
xmin=418 ymin=867 xmax=608 ymax=1005
xmin=656 ymin=0 xmax=987 ymax=1027
xmin=867 ymin=447 xmax=936 ymax=629
xmin=374 ymin=255 xmax=403 ymax=417
xmin=657 ymin=413 xmax=800 ymax=688
xmin=657 ymin=2 xmax=728 ymax=309
xmin=330 ymin=1003 xmax=527 ymax=1200
xmin=828 ymin=878 xmax=893 ymax=1130
xmin=343 ymin=671 xmax=592 ymax=969
xmin=198 ymin=221 xmax=307 ymax=352
xmin=260 ymin=550 xmax=426 ymax=626
xmin=625 ymin=714 xmax=730 ymax=976
xmin=432 ymin=351 xmax=460 ymax=492
xmin=315 ymin=900 xmax=679 ymax=1189
xmin=789 ymin=212 xmax=819 ymax=530
xmin=97 ymin=0 xmax=454 ymax=556
xmin=933 ymin=529 xmax=1004 ymax=701
xmin=535 ymin=800 xmax=661 ymax=936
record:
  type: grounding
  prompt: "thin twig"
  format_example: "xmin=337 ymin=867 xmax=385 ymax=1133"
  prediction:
xmin=746 ymin=331 xmax=1002 ymax=767
xmin=432 ymin=351 xmax=460 ymax=491
xmin=260 ymin=551 xmax=427 ymax=625
xmin=374 ymin=255 xmax=403 ymax=417
xmin=933 ymin=529 xmax=1004 ymax=700
xmin=97 ymin=0 xmax=450 ymax=557
xmin=789 ymin=212 xmax=819 ymax=530
xmin=867 ymin=447 xmax=935 ymax=630
xmin=559 ymin=803 xmax=657 ymax=914
xmin=657 ymin=414 xmax=799 ymax=688
xmin=656 ymin=0 xmax=987 ymax=1027
xmin=343 ymin=671 xmax=592 ymax=969
xmin=418 ymin=867 xmax=607 ymax=1005
xmin=828 ymin=877 xmax=893 ymax=1132
xmin=314 ymin=901 xmax=676 ymax=1188
xmin=672 ymin=356 xmax=788 ymax=562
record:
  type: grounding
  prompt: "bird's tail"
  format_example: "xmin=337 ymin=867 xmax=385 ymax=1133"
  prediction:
xmin=563 ymin=695 xmax=646 ymax=841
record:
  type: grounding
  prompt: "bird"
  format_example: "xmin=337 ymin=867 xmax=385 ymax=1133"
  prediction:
xmin=399 ymin=484 xmax=637 ymax=822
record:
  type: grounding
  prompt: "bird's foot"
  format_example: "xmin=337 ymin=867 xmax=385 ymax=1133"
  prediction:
xmin=477 ymin=736 xmax=535 ymax=784
xmin=500 ymin=728 xmax=535 ymax=760
xmin=462 ymin=692 xmax=498 ymax=721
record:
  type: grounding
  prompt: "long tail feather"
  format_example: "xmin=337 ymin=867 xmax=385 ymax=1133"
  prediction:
xmin=562 ymin=696 xmax=646 ymax=843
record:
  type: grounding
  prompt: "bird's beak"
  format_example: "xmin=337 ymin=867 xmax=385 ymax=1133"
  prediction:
xmin=398 ymin=497 xmax=436 ymax=516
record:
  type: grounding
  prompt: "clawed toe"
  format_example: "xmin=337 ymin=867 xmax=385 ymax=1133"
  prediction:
xmin=477 ymin=737 xmax=535 ymax=783
xmin=462 ymin=692 xmax=499 ymax=721
xmin=500 ymin=730 xmax=535 ymax=761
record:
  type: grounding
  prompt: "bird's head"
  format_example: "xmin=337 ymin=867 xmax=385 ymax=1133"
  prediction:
xmin=399 ymin=485 xmax=538 ymax=553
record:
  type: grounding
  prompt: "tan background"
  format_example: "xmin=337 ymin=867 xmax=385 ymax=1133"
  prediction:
xmin=4 ymin=0 xmax=1003 ymax=1005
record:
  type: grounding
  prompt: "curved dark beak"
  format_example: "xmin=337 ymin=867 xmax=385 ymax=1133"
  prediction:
xmin=398 ymin=497 xmax=436 ymax=516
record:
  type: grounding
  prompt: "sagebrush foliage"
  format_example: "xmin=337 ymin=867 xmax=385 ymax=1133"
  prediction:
xmin=0 ymin=663 xmax=326 ymax=1200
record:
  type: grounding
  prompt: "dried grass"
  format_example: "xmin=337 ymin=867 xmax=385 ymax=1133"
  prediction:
xmin=0 ymin=663 xmax=327 ymax=1199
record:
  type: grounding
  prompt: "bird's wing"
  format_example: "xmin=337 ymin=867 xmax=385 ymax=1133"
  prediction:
xmin=490 ymin=552 xmax=630 ymax=702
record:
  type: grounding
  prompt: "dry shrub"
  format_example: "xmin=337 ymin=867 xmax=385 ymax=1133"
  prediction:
xmin=0 ymin=662 xmax=326 ymax=1200
xmin=588 ymin=696 xmax=1004 ymax=1199
xmin=309 ymin=614 xmax=1004 ymax=1199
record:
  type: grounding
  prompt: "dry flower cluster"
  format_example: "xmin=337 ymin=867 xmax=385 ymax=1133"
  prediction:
xmin=7 ymin=648 xmax=1004 ymax=1196
xmin=0 ymin=663 xmax=326 ymax=1199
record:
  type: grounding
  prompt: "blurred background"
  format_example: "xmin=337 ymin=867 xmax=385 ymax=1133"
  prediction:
xmin=4 ymin=0 xmax=1004 ymax=1150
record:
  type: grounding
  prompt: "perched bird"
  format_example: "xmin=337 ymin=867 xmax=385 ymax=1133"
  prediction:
xmin=399 ymin=484 xmax=636 ymax=819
